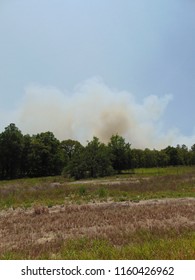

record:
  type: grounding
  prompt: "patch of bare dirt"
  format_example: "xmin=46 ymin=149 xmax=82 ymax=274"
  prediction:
xmin=69 ymin=177 xmax=141 ymax=185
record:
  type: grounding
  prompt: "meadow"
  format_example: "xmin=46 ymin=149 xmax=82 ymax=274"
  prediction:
xmin=0 ymin=166 xmax=195 ymax=259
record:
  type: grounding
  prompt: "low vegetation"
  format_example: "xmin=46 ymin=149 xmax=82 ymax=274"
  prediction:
xmin=0 ymin=166 xmax=195 ymax=259
xmin=0 ymin=197 xmax=195 ymax=259
xmin=0 ymin=167 xmax=195 ymax=210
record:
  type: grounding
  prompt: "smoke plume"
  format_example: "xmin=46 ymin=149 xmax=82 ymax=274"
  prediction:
xmin=3 ymin=78 xmax=195 ymax=149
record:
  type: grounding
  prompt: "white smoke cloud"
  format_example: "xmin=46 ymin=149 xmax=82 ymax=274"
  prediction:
xmin=2 ymin=77 xmax=195 ymax=149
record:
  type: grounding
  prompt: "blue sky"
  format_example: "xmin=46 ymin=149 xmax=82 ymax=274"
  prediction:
xmin=0 ymin=0 xmax=195 ymax=148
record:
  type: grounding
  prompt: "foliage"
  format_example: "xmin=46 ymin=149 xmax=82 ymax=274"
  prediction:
xmin=61 ymin=139 xmax=82 ymax=161
xmin=108 ymin=134 xmax=131 ymax=173
xmin=64 ymin=145 xmax=87 ymax=179
xmin=28 ymin=132 xmax=64 ymax=177
xmin=85 ymin=137 xmax=114 ymax=178
xmin=65 ymin=137 xmax=114 ymax=179
xmin=0 ymin=124 xmax=23 ymax=179
xmin=1 ymin=123 xmax=195 ymax=180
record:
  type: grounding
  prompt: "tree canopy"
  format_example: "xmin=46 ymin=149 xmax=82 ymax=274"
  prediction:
xmin=0 ymin=123 xmax=195 ymax=180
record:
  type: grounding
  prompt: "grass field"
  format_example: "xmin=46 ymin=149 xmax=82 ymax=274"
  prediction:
xmin=0 ymin=166 xmax=195 ymax=259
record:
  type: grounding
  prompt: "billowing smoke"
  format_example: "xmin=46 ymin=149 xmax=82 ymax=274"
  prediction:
xmin=3 ymin=78 xmax=195 ymax=149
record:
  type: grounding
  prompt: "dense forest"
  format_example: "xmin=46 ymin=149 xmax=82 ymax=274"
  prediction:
xmin=0 ymin=123 xmax=195 ymax=180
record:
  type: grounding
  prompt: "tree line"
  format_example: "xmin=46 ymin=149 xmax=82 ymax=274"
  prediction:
xmin=0 ymin=123 xmax=195 ymax=180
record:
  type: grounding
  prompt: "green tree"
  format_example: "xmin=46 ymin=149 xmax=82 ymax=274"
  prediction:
xmin=108 ymin=134 xmax=131 ymax=173
xmin=28 ymin=132 xmax=64 ymax=177
xmin=141 ymin=148 xmax=158 ymax=168
xmin=20 ymin=134 xmax=32 ymax=177
xmin=176 ymin=144 xmax=189 ymax=165
xmin=157 ymin=150 xmax=169 ymax=167
xmin=64 ymin=145 xmax=87 ymax=179
xmin=191 ymin=144 xmax=195 ymax=152
xmin=61 ymin=139 xmax=82 ymax=163
xmin=163 ymin=146 xmax=183 ymax=166
xmin=0 ymin=123 xmax=24 ymax=179
xmin=85 ymin=137 xmax=113 ymax=178
xmin=131 ymin=148 xmax=144 ymax=168
xmin=188 ymin=144 xmax=195 ymax=165
xmin=65 ymin=137 xmax=113 ymax=179
xmin=189 ymin=152 xmax=194 ymax=165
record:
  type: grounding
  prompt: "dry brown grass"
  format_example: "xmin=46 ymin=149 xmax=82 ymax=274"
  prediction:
xmin=0 ymin=198 xmax=195 ymax=258
xmin=0 ymin=170 xmax=195 ymax=259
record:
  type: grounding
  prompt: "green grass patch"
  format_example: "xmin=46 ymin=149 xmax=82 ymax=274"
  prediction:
xmin=133 ymin=165 xmax=195 ymax=176
xmin=1 ymin=230 xmax=194 ymax=260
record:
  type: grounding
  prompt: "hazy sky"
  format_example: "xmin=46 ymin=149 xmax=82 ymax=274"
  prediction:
xmin=0 ymin=0 xmax=195 ymax=148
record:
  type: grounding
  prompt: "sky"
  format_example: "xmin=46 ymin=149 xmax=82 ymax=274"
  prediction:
xmin=0 ymin=0 xmax=195 ymax=149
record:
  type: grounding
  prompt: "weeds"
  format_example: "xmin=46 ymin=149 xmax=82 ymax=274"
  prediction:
xmin=33 ymin=204 xmax=49 ymax=215
xmin=0 ymin=169 xmax=195 ymax=210
xmin=0 ymin=197 xmax=195 ymax=259
xmin=0 ymin=166 xmax=195 ymax=259
xmin=78 ymin=186 xmax=87 ymax=196
xmin=97 ymin=187 xmax=108 ymax=199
